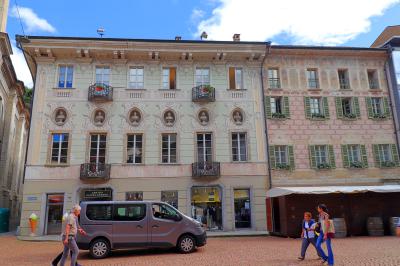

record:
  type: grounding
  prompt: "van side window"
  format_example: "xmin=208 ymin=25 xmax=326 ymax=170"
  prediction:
xmin=152 ymin=203 xmax=181 ymax=221
xmin=113 ymin=204 xmax=146 ymax=221
xmin=86 ymin=204 xmax=112 ymax=220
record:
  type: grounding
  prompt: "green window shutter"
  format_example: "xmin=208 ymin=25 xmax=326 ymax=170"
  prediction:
xmin=383 ymin=97 xmax=391 ymax=118
xmin=304 ymin=97 xmax=311 ymax=119
xmin=288 ymin=145 xmax=295 ymax=170
xmin=265 ymin=96 xmax=272 ymax=119
xmin=335 ymin=97 xmax=343 ymax=119
xmin=353 ymin=97 xmax=361 ymax=118
xmin=283 ymin=96 xmax=290 ymax=118
xmin=341 ymin=145 xmax=349 ymax=168
xmin=366 ymin=97 xmax=373 ymax=118
xmin=328 ymin=145 xmax=336 ymax=168
xmin=323 ymin=97 xmax=330 ymax=119
xmin=372 ymin=144 xmax=381 ymax=167
xmin=391 ymin=144 xmax=399 ymax=166
xmin=269 ymin=145 xmax=276 ymax=169
xmin=360 ymin=145 xmax=368 ymax=168
xmin=309 ymin=145 xmax=317 ymax=169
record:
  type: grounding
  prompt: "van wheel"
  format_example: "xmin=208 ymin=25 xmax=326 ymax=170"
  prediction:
xmin=177 ymin=235 xmax=196 ymax=254
xmin=89 ymin=238 xmax=110 ymax=259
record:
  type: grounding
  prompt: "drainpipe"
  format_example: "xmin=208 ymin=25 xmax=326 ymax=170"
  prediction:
xmin=260 ymin=42 xmax=272 ymax=189
xmin=16 ymin=35 xmax=36 ymax=184
xmin=383 ymin=46 xmax=400 ymax=160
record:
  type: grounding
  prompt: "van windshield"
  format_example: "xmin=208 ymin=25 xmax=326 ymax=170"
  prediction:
xmin=152 ymin=203 xmax=180 ymax=221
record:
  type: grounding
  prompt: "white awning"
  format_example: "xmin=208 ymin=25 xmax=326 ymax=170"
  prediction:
xmin=266 ymin=185 xmax=400 ymax=198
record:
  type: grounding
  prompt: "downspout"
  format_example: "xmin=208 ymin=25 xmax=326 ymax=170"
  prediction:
xmin=260 ymin=42 xmax=272 ymax=189
xmin=16 ymin=36 xmax=36 ymax=184
xmin=384 ymin=46 xmax=400 ymax=159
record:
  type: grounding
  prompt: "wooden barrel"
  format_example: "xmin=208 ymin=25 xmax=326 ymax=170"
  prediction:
xmin=389 ymin=217 xmax=400 ymax=236
xmin=367 ymin=217 xmax=384 ymax=236
xmin=333 ymin=218 xmax=347 ymax=238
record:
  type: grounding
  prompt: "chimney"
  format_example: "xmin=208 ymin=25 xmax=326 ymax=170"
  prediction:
xmin=175 ymin=36 xmax=182 ymax=41
xmin=233 ymin=34 xmax=240 ymax=42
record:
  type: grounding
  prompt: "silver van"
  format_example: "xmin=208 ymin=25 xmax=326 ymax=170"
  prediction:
xmin=76 ymin=201 xmax=207 ymax=258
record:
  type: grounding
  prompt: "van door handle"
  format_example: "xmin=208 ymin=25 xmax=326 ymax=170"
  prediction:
xmin=136 ymin=225 xmax=143 ymax=229
xmin=152 ymin=225 xmax=159 ymax=228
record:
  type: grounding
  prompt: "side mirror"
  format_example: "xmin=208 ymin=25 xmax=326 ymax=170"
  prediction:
xmin=174 ymin=214 xmax=182 ymax=222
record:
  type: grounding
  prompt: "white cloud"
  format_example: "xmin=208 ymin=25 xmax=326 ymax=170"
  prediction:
xmin=191 ymin=8 xmax=205 ymax=23
xmin=10 ymin=6 xmax=56 ymax=33
xmin=196 ymin=0 xmax=400 ymax=45
xmin=10 ymin=44 xmax=33 ymax=88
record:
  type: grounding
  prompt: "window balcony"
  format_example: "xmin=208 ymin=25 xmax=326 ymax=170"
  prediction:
xmin=369 ymin=80 xmax=379 ymax=90
xmin=308 ymin=79 xmax=319 ymax=89
xmin=339 ymin=79 xmax=350 ymax=89
xmin=268 ymin=78 xmax=281 ymax=89
xmin=192 ymin=162 xmax=221 ymax=178
xmin=80 ymin=163 xmax=111 ymax=181
xmin=88 ymin=83 xmax=113 ymax=102
xmin=192 ymin=85 xmax=216 ymax=102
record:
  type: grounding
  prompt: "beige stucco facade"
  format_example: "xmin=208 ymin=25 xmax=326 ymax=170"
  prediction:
xmin=19 ymin=37 xmax=268 ymax=236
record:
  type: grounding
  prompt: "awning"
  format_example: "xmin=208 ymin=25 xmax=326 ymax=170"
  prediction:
xmin=266 ymin=185 xmax=400 ymax=198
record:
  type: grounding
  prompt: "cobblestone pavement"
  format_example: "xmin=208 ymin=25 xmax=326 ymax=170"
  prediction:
xmin=1 ymin=235 xmax=399 ymax=266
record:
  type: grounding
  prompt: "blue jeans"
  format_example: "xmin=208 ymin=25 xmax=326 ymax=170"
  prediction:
xmin=300 ymin=237 xmax=322 ymax=258
xmin=59 ymin=235 xmax=79 ymax=266
xmin=316 ymin=231 xmax=334 ymax=265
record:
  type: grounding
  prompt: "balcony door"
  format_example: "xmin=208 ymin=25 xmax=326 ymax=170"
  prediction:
xmin=90 ymin=134 xmax=107 ymax=170
xmin=197 ymin=133 xmax=212 ymax=164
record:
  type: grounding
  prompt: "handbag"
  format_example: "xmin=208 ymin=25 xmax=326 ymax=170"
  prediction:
xmin=326 ymin=219 xmax=335 ymax=238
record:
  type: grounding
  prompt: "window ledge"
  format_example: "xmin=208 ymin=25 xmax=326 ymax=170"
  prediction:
xmin=308 ymin=88 xmax=322 ymax=92
xmin=268 ymin=87 xmax=283 ymax=91
xmin=158 ymin=163 xmax=182 ymax=166
xmin=369 ymin=89 xmax=382 ymax=92
xmin=158 ymin=89 xmax=181 ymax=91
xmin=125 ymin=88 xmax=147 ymax=91
xmin=230 ymin=161 xmax=250 ymax=163
xmin=121 ymin=163 xmax=145 ymax=166
xmin=53 ymin=87 xmax=76 ymax=90
xmin=227 ymin=89 xmax=247 ymax=91
xmin=309 ymin=118 xmax=328 ymax=121
xmin=44 ymin=163 xmax=70 ymax=168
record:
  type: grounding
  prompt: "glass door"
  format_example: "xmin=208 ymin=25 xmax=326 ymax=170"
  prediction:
xmin=234 ymin=189 xmax=251 ymax=229
xmin=45 ymin=194 xmax=64 ymax=235
xmin=197 ymin=133 xmax=212 ymax=168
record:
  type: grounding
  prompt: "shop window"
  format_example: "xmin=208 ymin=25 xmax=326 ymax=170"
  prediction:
xmin=191 ymin=186 xmax=222 ymax=230
xmin=126 ymin=191 xmax=143 ymax=201
xmin=234 ymin=189 xmax=251 ymax=228
xmin=45 ymin=194 xmax=64 ymax=235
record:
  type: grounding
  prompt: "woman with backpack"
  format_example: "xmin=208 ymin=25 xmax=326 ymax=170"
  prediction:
xmin=316 ymin=204 xmax=335 ymax=265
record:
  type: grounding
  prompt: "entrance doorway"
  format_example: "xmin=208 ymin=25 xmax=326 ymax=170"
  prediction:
xmin=80 ymin=188 xmax=113 ymax=202
xmin=191 ymin=186 xmax=222 ymax=231
xmin=234 ymin=189 xmax=251 ymax=229
xmin=45 ymin=194 xmax=64 ymax=235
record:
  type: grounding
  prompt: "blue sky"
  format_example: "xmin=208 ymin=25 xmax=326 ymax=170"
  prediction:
xmin=6 ymin=0 xmax=400 ymax=87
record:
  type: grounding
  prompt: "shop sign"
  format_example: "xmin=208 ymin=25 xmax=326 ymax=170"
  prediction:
xmin=84 ymin=190 xmax=112 ymax=200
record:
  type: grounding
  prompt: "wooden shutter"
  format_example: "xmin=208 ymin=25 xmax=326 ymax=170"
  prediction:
xmin=288 ymin=145 xmax=295 ymax=170
xmin=372 ymin=144 xmax=381 ymax=167
xmin=391 ymin=144 xmax=399 ymax=166
xmin=269 ymin=145 xmax=276 ymax=169
xmin=323 ymin=97 xmax=330 ymax=119
xmin=335 ymin=97 xmax=343 ymax=119
xmin=341 ymin=145 xmax=349 ymax=168
xmin=383 ymin=97 xmax=391 ymax=118
xmin=265 ymin=96 xmax=272 ymax=119
xmin=328 ymin=145 xmax=336 ymax=168
xmin=304 ymin=97 xmax=311 ymax=119
xmin=229 ymin=67 xmax=236 ymax=90
xmin=309 ymin=145 xmax=316 ymax=169
xmin=283 ymin=96 xmax=290 ymax=118
xmin=366 ymin=97 xmax=373 ymax=118
xmin=353 ymin=97 xmax=361 ymax=118
xmin=361 ymin=145 xmax=368 ymax=168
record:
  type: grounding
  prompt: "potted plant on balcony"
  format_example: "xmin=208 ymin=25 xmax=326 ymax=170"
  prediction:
xmin=317 ymin=162 xmax=331 ymax=169
xmin=311 ymin=113 xmax=325 ymax=119
xmin=350 ymin=161 xmax=363 ymax=168
xmin=272 ymin=113 xmax=286 ymax=119
xmin=373 ymin=113 xmax=387 ymax=119
xmin=276 ymin=163 xmax=291 ymax=170
xmin=344 ymin=113 xmax=357 ymax=119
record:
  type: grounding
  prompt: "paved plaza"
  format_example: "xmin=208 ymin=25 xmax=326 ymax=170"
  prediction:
xmin=0 ymin=235 xmax=399 ymax=266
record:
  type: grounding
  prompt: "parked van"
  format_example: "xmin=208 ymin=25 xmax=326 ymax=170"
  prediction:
xmin=77 ymin=201 xmax=207 ymax=258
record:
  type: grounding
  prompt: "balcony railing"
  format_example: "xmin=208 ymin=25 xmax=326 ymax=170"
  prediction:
xmin=308 ymin=79 xmax=319 ymax=89
xmin=192 ymin=162 xmax=221 ymax=178
xmin=88 ymin=83 xmax=113 ymax=102
xmin=192 ymin=85 xmax=216 ymax=102
xmin=369 ymin=80 xmax=379 ymax=90
xmin=80 ymin=163 xmax=111 ymax=181
xmin=339 ymin=78 xmax=350 ymax=89
xmin=268 ymin=78 xmax=281 ymax=89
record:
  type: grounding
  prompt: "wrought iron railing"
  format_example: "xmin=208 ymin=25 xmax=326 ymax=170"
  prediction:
xmin=80 ymin=163 xmax=111 ymax=181
xmin=339 ymin=78 xmax=350 ymax=89
xmin=192 ymin=162 xmax=221 ymax=178
xmin=268 ymin=78 xmax=281 ymax=89
xmin=88 ymin=83 xmax=113 ymax=102
xmin=308 ymin=78 xmax=319 ymax=89
xmin=369 ymin=80 xmax=379 ymax=89
xmin=192 ymin=85 xmax=216 ymax=102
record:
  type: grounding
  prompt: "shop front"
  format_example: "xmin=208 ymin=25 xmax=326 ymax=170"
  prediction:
xmin=191 ymin=186 xmax=223 ymax=231
xmin=233 ymin=189 xmax=252 ymax=229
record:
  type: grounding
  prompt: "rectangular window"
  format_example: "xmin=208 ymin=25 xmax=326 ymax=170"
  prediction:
xmin=270 ymin=97 xmax=283 ymax=114
xmin=95 ymin=66 xmax=110 ymax=85
xmin=234 ymin=189 xmax=251 ymax=228
xmin=274 ymin=145 xmax=288 ymax=165
xmin=195 ymin=68 xmax=210 ymax=86
xmin=113 ymin=204 xmax=146 ymax=221
xmin=45 ymin=194 xmax=64 ymax=235
xmin=310 ymin=98 xmax=322 ymax=114
xmin=378 ymin=144 xmax=392 ymax=163
xmin=232 ymin=132 xmax=247 ymax=162
xmin=229 ymin=67 xmax=243 ymax=90
xmin=162 ymin=133 xmax=177 ymax=163
xmin=314 ymin=145 xmax=328 ymax=165
xmin=89 ymin=134 xmax=107 ymax=164
xmin=268 ymin=68 xmax=280 ymax=89
xmin=86 ymin=204 xmax=112 ymax=221
xmin=307 ymin=69 xmax=319 ymax=89
xmin=338 ymin=69 xmax=350 ymax=89
xmin=348 ymin=145 xmax=361 ymax=163
xmin=162 ymin=67 xmax=176 ymax=90
xmin=342 ymin=98 xmax=353 ymax=115
xmin=197 ymin=133 xmax=213 ymax=163
xmin=371 ymin=97 xmax=383 ymax=115
xmin=58 ymin=65 xmax=73 ymax=88
xmin=50 ymin=133 xmax=69 ymax=164
xmin=126 ymin=134 xmax=143 ymax=164
xmin=367 ymin=70 xmax=379 ymax=89
xmin=161 ymin=191 xmax=178 ymax=208
xmin=126 ymin=192 xmax=143 ymax=201
xmin=129 ymin=67 xmax=144 ymax=89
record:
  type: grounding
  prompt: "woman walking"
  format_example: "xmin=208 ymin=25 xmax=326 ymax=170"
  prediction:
xmin=316 ymin=204 xmax=334 ymax=265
